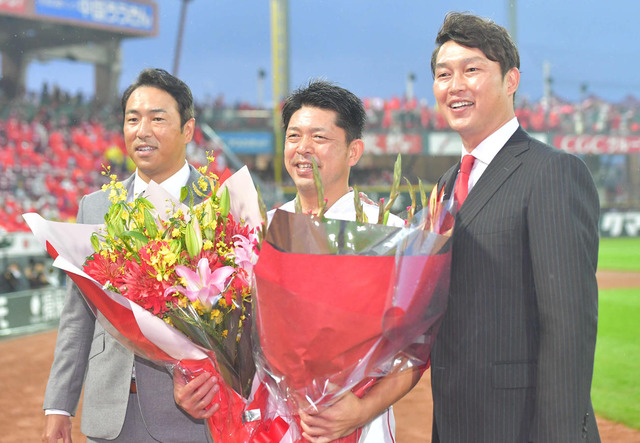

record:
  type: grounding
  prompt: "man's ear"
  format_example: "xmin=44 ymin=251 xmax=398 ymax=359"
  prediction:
xmin=506 ymin=67 xmax=520 ymax=96
xmin=348 ymin=139 xmax=364 ymax=167
xmin=182 ymin=118 xmax=196 ymax=143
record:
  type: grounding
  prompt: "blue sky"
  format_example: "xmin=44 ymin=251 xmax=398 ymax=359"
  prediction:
xmin=25 ymin=0 xmax=640 ymax=106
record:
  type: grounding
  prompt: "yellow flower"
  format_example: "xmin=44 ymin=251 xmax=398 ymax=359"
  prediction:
xmin=198 ymin=176 xmax=209 ymax=191
xmin=222 ymin=330 xmax=228 ymax=338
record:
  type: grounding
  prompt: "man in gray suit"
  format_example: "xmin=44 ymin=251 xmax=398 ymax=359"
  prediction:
xmin=42 ymin=68 xmax=216 ymax=442
xmin=428 ymin=12 xmax=600 ymax=442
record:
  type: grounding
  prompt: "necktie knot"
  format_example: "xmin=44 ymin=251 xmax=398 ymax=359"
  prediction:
xmin=454 ymin=155 xmax=475 ymax=209
xmin=460 ymin=154 xmax=475 ymax=176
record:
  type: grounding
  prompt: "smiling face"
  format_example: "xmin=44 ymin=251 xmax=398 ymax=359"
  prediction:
xmin=123 ymin=86 xmax=194 ymax=183
xmin=284 ymin=106 xmax=363 ymax=212
xmin=433 ymin=41 xmax=519 ymax=151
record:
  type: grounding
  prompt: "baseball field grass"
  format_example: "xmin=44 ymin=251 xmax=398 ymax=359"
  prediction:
xmin=597 ymin=237 xmax=640 ymax=271
xmin=592 ymin=237 xmax=640 ymax=430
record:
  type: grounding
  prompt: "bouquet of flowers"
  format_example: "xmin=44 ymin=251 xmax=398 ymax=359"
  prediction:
xmin=251 ymin=156 xmax=455 ymax=442
xmin=24 ymin=160 xmax=281 ymax=442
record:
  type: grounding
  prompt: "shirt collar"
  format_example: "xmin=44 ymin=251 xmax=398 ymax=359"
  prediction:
xmin=461 ymin=117 xmax=519 ymax=165
xmin=132 ymin=161 xmax=191 ymax=201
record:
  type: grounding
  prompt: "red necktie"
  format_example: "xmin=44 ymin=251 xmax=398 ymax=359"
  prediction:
xmin=454 ymin=154 xmax=475 ymax=209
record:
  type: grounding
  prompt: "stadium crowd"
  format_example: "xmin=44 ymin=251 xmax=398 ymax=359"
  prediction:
xmin=1 ymin=85 xmax=639 ymax=235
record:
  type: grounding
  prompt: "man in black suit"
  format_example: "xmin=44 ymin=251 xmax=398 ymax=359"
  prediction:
xmin=428 ymin=12 xmax=600 ymax=442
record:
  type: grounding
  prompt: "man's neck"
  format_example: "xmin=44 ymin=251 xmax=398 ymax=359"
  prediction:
xmin=133 ymin=161 xmax=190 ymax=201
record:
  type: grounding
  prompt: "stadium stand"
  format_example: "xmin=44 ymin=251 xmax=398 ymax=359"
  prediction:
xmin=1 ymin=86 xmax=639 ymax=235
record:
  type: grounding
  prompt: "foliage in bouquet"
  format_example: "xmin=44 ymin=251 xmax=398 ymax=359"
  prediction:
xmin=83 ymin=156 xmax=260 ymax=397
xmin=296 ymin=153 xmax=449 ymax=232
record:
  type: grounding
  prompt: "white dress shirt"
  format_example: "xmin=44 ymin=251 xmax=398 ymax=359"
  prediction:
xmin=463 ymin=117 xmax=519 ymax=193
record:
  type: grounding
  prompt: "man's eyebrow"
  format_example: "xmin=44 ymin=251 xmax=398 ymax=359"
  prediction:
xmin=436 ymin=56 xmax=487 ymax=69
xmin=287 ymin=125 xmax=328 ymax=132
xmin=125 ymin=108 xmax=168 ymax=115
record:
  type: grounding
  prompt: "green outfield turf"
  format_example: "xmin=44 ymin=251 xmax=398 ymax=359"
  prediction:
xmin=592 ymin=288 xmax=640 ymax=430
xmin=598 ymin=237 xmax=640 ymax=271
xmin=592 ymin=237 xmax=640 ymax=430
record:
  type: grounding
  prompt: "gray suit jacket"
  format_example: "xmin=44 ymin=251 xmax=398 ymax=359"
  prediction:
xmin=430 ymin=128 xmax=601 ymax=443
xmin=44 ymin=166 xmax=210 ymax=441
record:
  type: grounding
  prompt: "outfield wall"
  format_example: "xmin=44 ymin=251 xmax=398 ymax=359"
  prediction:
xmin=0 ymin=286 xmax=66 ymax=339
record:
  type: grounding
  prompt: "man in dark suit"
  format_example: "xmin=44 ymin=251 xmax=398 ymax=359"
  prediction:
xmin=42 ymin=68 xmax=216 ymax=442
xmin=428 ymin=12 xmax=600 ymax=442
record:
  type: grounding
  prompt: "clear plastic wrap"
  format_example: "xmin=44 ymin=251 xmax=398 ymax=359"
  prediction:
xmin=252 ymin=204 xmax=453 ymax=441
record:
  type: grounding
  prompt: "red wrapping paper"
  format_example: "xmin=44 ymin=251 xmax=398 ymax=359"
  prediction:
xmin=252 ymin=210 xmax=452 ymax=441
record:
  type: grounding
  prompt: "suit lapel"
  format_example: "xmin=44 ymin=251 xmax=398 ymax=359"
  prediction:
xmin=456 ymin=127 xmax=530 ymax=227
xmin=184 ymin=164 xmax=205 ymax=205
xmin=440 ymin=165 xmax=458 ymax=202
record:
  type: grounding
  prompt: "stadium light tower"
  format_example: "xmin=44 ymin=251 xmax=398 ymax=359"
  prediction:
xmin=270 ymin=0 xmax=290 ymax=186
xmin=173 ymin=0 xmax=193 ymax=77
xmin=508 ymin=0 xmax=518 ymax=45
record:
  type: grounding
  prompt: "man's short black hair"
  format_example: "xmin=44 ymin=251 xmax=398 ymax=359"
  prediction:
xmin=431 ymin=12 xmax=520 ymax=79
xmin=121 ymin=68 xmax=194 ymax=128
xmin=282 ymin=80 xmax=366 ymax=144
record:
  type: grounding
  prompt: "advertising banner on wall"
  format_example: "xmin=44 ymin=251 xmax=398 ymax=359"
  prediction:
xmin=217 ymin=132 xmax=273 ymax=155
xmin=0 ymin=287 xmax=66 ymax=338
xmin=362 ymin=133 xmax=422 ymax=155
xmin=34 ymin=0 xmax=156 ymax=34
xmin=0 ymin=0 xmax=26 ymax=13
xmin=554 ymin=135 xmax=640 ymax=154
xmin=600 ymin=210 xmax=640 ymax=237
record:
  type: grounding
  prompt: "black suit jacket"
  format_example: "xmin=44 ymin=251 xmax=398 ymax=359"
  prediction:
xmin=430 ymin=128 xmax=601 ymax=442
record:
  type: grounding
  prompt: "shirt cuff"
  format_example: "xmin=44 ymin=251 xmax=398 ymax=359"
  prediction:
xmin=45 ymin=409 xmax=71 ymax=416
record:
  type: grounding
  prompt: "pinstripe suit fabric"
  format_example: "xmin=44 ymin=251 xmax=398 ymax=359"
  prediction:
xmin=44 ymin=166 xmax=210 ymax=442
xmin=430 ymin=128 xmax=601 ymax=443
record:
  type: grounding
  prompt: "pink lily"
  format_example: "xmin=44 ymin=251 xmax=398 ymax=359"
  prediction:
xmin=167 ymin=258 xmax=235 ymax=309
xmin=233 ymin=233 xmax=259 ymax=271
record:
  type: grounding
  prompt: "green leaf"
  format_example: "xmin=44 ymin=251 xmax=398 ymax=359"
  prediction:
xmin=294 ymin=194 xmax=303 ymax=214
xmin=405 ymin=177 xmax=416 ymax=224
xmin=180 ymin=186 xmax=189 ymax=203
xmin=120 ymin=230 xmax=149 ymax=244
xmin=384 ymin=154 xmax=401 ymax=215
xmin=143 ymin=208 xmax=158 ymax=238
xmin=138 ymin=197 xmax=155 ymax=210
xmin=185 ymin=222 xmax=202 ymax=258
xmin=311 ymin=157 xmax=327 ymax=217
xmin=219 ymin=187 xmax=230 ymax=217
xmin=90 ymin=233 xmax=100 ymax=253
xmin=419 ymin=178 xmax=428 ymax=211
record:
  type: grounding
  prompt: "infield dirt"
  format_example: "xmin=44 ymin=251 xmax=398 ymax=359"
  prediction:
xmin=1 ymin=270 xmax=639 ymax=442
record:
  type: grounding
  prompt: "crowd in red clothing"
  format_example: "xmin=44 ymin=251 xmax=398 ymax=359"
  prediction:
xmin=0 ymin=106 xmax=126 ymax=232
xmin=358 ymin=94 xmax=640 ymax=134
xmin=2 ymin=88 xmax=638 ymax=233
xmin=196 ymin=92 xmax=640 ymax=135
xmin=0 ymin=90 xmax=218 ymax=233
